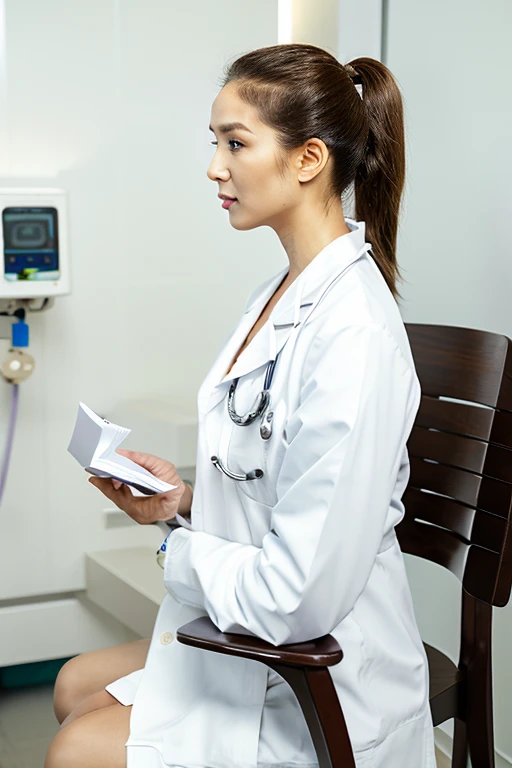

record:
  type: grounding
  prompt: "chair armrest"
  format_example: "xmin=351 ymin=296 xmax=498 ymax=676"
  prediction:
xmin=177 ymin=617 xmax=354 ymax=767
xmin=176 ymin=616 xmax=343 ymax=668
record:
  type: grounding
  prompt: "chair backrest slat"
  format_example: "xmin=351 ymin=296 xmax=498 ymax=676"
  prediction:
xmin=497 ymin=369 xmax=512 ymax=411
xmin=476 ymin=475 xmax=512 ymax=518
xmin=415 ymin=395 xmax=495 ymax=440
xmin=408 ymin=457 xmax=482 ymax=507
xmin=403 ymin=487 xmax=507 ymax=552
xmin=398 ymin=324 xmax=512 ymax=606
xmin=491 ymin=409 xmax=512 ymax=449
xmin=398 ymin=516 xmax=468 ymax=580
xmin=402 ymin=487 xmax=475 ymax=538
xmin=408 ymin=427 xmax=488 ymax=475
xmin=408 ymin=427 xmax=512 ymax=483
xmin=407 ymin=325 xmax=509 ymax=407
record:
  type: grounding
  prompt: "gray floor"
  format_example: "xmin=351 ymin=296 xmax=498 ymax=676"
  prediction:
xmin=0 ymin=683 xmax=450 ymax=768
xmin=0 ymin=684 xmax=59 ymax=767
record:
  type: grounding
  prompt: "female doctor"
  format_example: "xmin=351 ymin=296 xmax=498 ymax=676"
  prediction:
xmin=46 ymin=43 xmax=437 ymax=768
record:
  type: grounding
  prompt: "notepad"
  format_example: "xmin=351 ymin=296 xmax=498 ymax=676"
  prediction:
xmin=67 ymin=402 xmax=178 ymax=496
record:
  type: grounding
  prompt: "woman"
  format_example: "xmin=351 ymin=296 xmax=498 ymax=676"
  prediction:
xmin=46 ymin=43 xmax=436 ymax=768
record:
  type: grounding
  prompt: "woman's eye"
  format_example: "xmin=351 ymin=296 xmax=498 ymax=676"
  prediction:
xmin=208 ymin=139 xmax=243 ymax=151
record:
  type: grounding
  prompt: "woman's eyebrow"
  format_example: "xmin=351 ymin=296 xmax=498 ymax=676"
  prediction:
xmin=209 ymin=122 xmax=254 ymax=134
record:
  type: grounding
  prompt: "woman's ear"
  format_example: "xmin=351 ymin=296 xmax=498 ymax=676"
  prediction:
xmin=297 ymin=138 xmax=330 ymax=183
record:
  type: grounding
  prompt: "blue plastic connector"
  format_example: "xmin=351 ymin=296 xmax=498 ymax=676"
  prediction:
xmin=12 ymin=320 xmax=29 ymax=348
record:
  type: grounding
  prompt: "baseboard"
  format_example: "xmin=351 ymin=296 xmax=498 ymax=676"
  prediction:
xmin=434 ymin=724 xmax=512 ymax=767
xmin=0 ymin=593 xmax=140 ymax=666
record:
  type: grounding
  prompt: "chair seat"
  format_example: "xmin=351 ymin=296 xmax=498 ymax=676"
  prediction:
xmin=425 ymin=642 xmax=466 ymax=726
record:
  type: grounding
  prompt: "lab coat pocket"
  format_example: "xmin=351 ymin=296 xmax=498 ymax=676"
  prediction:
xmin=227 ymin=395 xmax=288 ymax=507
xmin=226 ymin=415 xmax=269 ymax=486
xmin=162 ymin=653 xmax=267 ymax=768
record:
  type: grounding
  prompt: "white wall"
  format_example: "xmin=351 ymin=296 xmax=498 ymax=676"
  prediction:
xmin=383 ymin=0 xmax=512 ymax=763
xmin=0 ymin=0 xmax=281 ymax=609
xmin=292 ymin=0 xmax=339 ymax=56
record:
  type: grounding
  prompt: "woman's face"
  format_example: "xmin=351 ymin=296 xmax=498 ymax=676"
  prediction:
xmin=207 ymin=81 xmax=301 ymax=232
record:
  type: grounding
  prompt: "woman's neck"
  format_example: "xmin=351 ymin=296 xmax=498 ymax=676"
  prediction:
xmin=276 ymin=202 xmax=351 ymax=281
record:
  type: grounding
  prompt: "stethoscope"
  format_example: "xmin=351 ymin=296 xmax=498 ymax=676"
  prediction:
xmin=210 ymin=241 xmax=374 ymax=483
xmin=210 ymin=351 xmax=281 ymax=481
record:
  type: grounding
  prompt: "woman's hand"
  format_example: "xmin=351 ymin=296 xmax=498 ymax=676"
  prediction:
xmin=87 ymin=449 xmax=193 ymax=525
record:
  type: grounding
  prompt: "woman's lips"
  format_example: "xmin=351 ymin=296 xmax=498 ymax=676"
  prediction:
xmin=221 ymin=198 xmax=237 ymax=209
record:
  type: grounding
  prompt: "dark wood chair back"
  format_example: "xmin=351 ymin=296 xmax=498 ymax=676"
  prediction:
xmin=396 ymin=323 xmax=512 ymax=768
xmin=398 ymin=324 xmax=512 ymax=603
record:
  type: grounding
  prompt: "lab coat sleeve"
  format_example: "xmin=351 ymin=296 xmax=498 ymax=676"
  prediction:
xmin=155 ymin=513 xmax=194 ymax=539
xmin=163 ymin=322 xmax=420 ymax=646
xmin=174 ymin=512 xmax=194 ymax=530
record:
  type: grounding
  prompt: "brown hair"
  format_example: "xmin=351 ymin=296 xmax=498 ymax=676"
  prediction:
xmin=220 ymin=43 xmax=406 ymax=301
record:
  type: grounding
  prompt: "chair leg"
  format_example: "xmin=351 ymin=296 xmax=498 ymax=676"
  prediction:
xmin=268 ymin=662 xmax=356 ymax=768
xmin=466 ymin=600 xmax=495 ymax=768
xmin=451 ymin=718 xmax=468 ymax=768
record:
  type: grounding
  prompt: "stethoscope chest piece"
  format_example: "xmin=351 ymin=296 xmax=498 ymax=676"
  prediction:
xmin=260 ymin=408 xmax=273 ymax=440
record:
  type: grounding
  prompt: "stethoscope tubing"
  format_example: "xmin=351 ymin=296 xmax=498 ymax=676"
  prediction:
xmin=211 ymin=243 xmax=373 ymax=483
xmin=211 ymin=353 xmax=279 ymax=480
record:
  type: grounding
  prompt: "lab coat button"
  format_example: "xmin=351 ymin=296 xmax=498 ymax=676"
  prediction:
xmin=160 ymin=632 xmax=174 ymax=645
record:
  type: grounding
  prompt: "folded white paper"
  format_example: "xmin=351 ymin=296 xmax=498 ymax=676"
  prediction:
xmin=68 ymin=402 xmax=178 ymax=496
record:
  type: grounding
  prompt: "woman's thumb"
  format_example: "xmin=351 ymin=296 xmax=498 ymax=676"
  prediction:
xmin=115 ymin=448 xmax=159 ymax=473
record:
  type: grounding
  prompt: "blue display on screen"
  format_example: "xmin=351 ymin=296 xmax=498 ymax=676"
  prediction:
xmin=2 ymin=207 xmax=60 ymax=281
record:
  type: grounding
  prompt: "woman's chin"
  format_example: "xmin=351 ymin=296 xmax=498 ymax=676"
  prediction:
xmin=230 ymin=217 xmax=259 ymax=232
xmin=228 ymin=211 xmax=266 ymax=232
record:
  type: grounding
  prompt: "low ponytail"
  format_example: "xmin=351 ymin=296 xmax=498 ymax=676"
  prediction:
xmin=348 ymin=58 xmax=406 ymax=301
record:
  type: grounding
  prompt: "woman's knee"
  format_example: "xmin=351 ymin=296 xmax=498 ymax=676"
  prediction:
xmin=60 ymin=689 xmax=118 ymax=728
xmin=53 ymin=656 xmax=88 ymax=725
xmin=52 ymin=638 xmax=150 ymax=725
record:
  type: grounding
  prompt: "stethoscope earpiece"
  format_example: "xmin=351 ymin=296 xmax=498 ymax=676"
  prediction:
xmin=211 ymin=455 xmax=264 ymax=481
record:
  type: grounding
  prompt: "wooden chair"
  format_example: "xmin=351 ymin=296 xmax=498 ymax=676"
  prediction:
xmin=176 ymin=323 xmax=512 ymax=768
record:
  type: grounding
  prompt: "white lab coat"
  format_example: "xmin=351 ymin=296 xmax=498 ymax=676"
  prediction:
xmin=106 ymin=218 xmax=437 ymax=768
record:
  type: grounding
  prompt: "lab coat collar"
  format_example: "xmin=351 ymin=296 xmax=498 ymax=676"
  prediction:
xmin=200 ymin=219 xmax=370 ymax=415
xmin=263 ymin=217 xmax=369 ymax=329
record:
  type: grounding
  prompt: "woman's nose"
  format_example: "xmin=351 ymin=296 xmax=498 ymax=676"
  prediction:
xmin=207 ymin=157 xmax=229 ymax=183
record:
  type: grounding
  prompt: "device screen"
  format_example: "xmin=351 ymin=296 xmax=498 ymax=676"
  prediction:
xmin=2 ymin=207 xmax=60 ymax=281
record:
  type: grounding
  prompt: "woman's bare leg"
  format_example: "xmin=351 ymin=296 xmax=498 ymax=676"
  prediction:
xmin=45 ymin=703 xmax=131 ymax=768
xmin=60 ymin=689 xmax=119 ymax=728
xmin=53 ymin=637 xmax=150 ymax=724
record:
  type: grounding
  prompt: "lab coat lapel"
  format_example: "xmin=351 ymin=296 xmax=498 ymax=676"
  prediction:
xmin=198 ymin=219 xmax=371 ymax=416
xmin=215 ymin=275 xmax=308 ymax=386
xmin=197 ymin=270 xmax=288 ymax=416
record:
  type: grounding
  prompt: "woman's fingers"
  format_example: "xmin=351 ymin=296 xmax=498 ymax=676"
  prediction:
xmin=114 ymin=449 xmax=178 ymax=484
xmin=88 ymin=476 xmax=114 ymax=498
xmin=88 ymin=475 xmax=167 ymax=524
xmin=88 ymin=476 xmax=133 ymax=507
xmin=87 ymin=468 xmax=185 ymax=525
xmin=88 ymin=476 xmax=110 ymax=492
xmin=115 ymin=448 xmax=162 ymax=472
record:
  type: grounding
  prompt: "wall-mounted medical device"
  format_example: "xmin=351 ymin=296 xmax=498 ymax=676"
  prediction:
xmin=0 ymin=189 xmax=71 ymax=508
xmin=0 ymin=188 xmax=70 ymax=300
